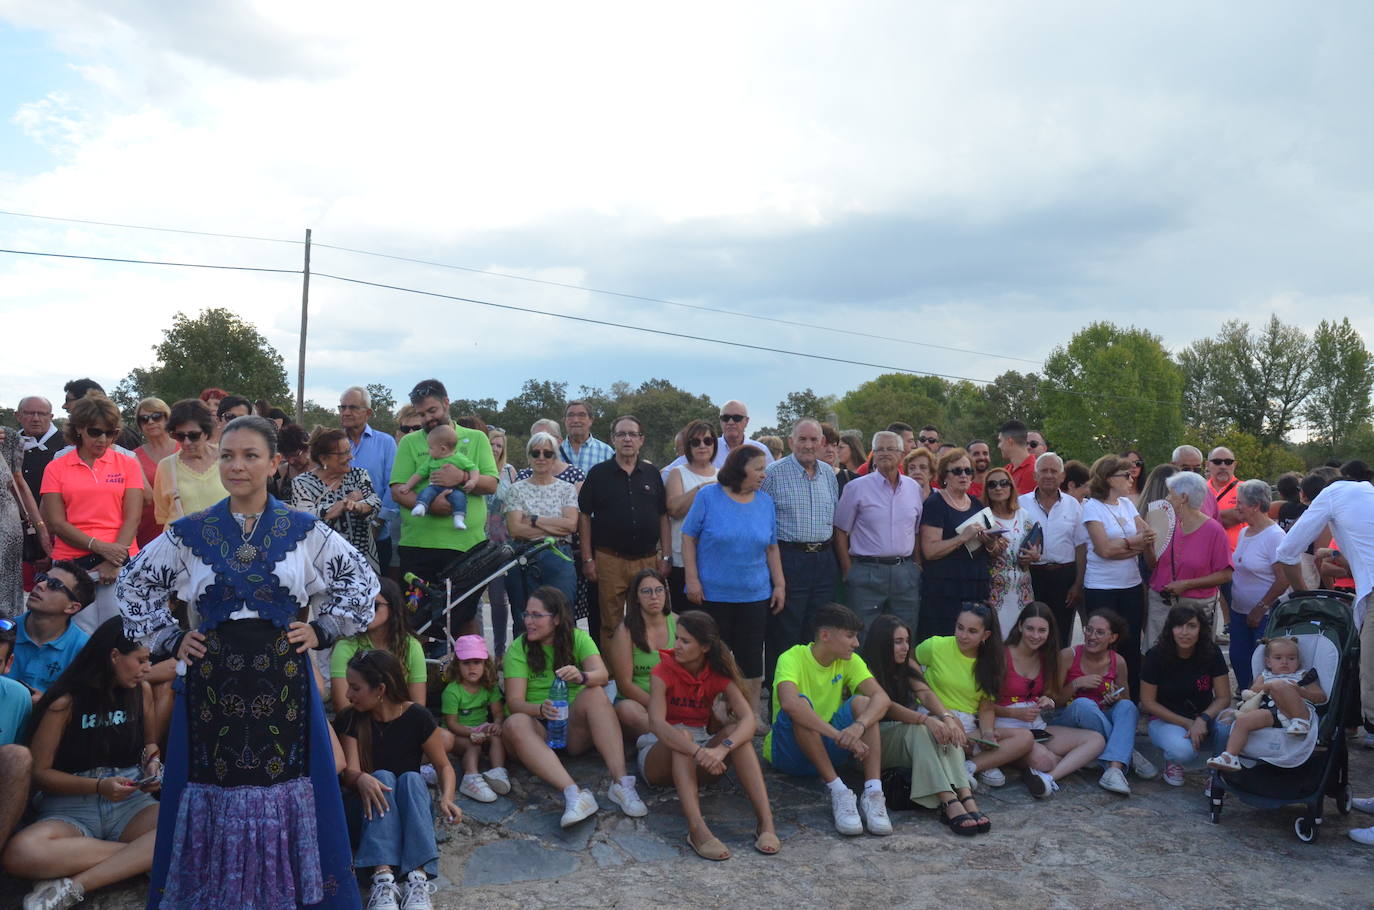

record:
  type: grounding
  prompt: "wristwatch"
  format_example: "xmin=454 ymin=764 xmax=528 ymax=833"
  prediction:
xmin=721 ymin=737 xmax=734 ymax=748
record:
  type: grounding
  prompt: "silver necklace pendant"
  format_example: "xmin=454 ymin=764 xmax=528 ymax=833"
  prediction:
xmin=235 ymin=541 xmax=259 ymax=563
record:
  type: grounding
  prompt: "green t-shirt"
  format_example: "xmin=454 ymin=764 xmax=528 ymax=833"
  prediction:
xmin=330 ymin=633 xmax=428 ymax=685
xmin=764 ymin=643 xmax=873 ymax=761
xmin=417 ymin=450 xmax=478 ymax=480
xmin=503 ymin=628 xmax=600 ymax=705
xmin=391 ymin=422 xmax=497 ymax=550
xmin=914 ymin=635 xmax=986 ymax=714
xmin=440 ymin=681 xmax=502 ymax=727
xmin=629 ymin=614 xmax=676 ymax=695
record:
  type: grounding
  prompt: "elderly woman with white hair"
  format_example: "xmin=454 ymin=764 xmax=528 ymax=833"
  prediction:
xmin=1143 ymin=470 xmax=1232 ymax=651
xmin=1228 ymin=479 xmax=1289 ymax=691
xmin=503 ymin=431 xmax=580 ymax=624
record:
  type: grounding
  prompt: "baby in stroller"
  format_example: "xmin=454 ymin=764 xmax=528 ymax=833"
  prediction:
xmin=1207 ymin=637 xmax=1325 ymax=772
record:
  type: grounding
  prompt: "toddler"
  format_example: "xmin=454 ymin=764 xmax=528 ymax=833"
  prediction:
xmin=441 ymin=635 xmax=510 ymax=802
xmin=399 ymin=425 xmax=478 ymax=529
xmin=1207 ymin=637 xmax=1324 ymax=771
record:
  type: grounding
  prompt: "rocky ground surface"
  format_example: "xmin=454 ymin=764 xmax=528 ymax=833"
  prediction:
xmin=6 ymin=734 xmax=1373 ymax=910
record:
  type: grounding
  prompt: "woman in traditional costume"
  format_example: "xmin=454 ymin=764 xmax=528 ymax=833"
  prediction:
xmin=117 ymin=415 xmax=378 ymax=909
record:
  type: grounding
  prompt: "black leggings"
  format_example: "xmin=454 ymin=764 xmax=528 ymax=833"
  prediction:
xmin=699 ymin=599 xmax=769 ymax=679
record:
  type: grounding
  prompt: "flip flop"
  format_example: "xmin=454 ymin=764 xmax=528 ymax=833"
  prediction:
xmin=754 ymin=831 xmax=781 ymax=855
xmin=687 ymin=834 xmax=731 ymax=861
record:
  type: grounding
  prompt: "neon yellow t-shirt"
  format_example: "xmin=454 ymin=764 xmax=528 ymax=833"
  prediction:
xmin=914 ymin=635 xmax=987 ymax=714
xmin=440 ymin=682 xmax=502 ymax=727
xmin=330 ymin=634 xmax=428 ymax=685
xmin=503 ymin=628 xmax=600 ymax=705
xmin=764 ymin=643 xmax=873 ymax=761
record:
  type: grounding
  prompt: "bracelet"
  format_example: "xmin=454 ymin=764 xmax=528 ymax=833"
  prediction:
xmin=854 ymin=719 xmax=866 ymax=732
xmin=579 ymin=671 xmax=588 ymax=686
xmin=95 ymin=776 xmax=105 ymax=797
xmin=88 ymin=536 xmax=96 ymax=550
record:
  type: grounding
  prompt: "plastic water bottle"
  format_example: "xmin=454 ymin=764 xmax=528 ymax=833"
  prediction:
xmin=547 ymin=678 xmax=569 ymax=749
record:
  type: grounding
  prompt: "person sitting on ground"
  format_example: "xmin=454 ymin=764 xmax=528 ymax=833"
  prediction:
xmin=610 ymin=568 xmax=676 ymax=739
xmin=914 ymin=603 xmax=1033 ymax=799
xmin=0 ymin=619 xmax=30 ymax=745
xmin=338 ymin=649 xmax=458 ymax=910
xmin=641 ymin=610 xmax=779 ymax=860
xmin=861 ymin=615 xmax=983 ymax=835
xmin=4 ymin=561 xmax=94 ymax=696
xmin=441 ymin=635 xmax=510 ymax=804
xmin=1139 ymin=603 xmax=1232 ymax=787
xmin=1208 ymin=636 xmax=1324 ymax=772
xmin=764 ymin=603 xmax=893 ymax=837
xmin=1055 ymin=608 xmax=1157 ymax=795
xmin=1 ymin=617 xmax=161 ymax=910
xmin=397 ymin=425 xmax=478 ymax=530
xmin=996 ymin=603 xmax=1105 ymax=799
xmin=330 ymin=578 xmax=427 ymax=713
xmin=501 ymin=586 xmax=648 ymax=827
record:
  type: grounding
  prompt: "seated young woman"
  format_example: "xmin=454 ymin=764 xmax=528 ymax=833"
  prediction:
xmin=640 ymin=610 xmax=777 ymax=860
xmin=501 ymin=586 xmax=648 ymax=828
xmin=1 ymin=617 xmax=162 ymax=910
xmin=861 ymin=615 xmax=982 ymax=836
xmin=609 ymin=568 xmax=676 ymax=739
xmin=913 ymin=604 xmax=1033 ymax=819
xmin=1139 ymin=603 xmax=1232 ymax=787
xmin=996 ymin=603 xmax=1105 ymax=798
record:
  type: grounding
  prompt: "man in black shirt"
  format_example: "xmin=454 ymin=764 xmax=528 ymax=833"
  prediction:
xmin=578 ymin=416 xmax=670 ymax=644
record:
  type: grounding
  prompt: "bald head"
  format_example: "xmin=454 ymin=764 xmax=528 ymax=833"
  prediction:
xmin=1208 ymin=446 xmax=1236 ymax=483
xmin=719 ymin=400 xmax=750 ymax=445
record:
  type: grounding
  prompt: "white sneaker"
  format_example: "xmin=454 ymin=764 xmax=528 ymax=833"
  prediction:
xmin=460 ymin=773 xmax=497 ymax=803
xmin=1350 ymin=825 xmax=1374 ymax=846
xmin=452 ymin=514 xmax=467 ymax=530
xmin=1352 ymin=796 xmax=1374 ymax=814
xmin=859 ymin=789 xmax=893 ymax=835
xmin=560 ymin=788 xmax=598 ymax=828
xmin=1026 ymin=768 xmax=1056 ymax=799
xmin=401 ymin=870 xmax=436 ymax=910
xmin=830 ymin=787 xmax=863 ymax=836
xmin=411 ymin=504 xmax=428 ymax=516
xmin=482 ymin=766 xmax=511 ymax=795
xmin=1162 ymin=762 xmax=1185 ymax=787
xmin=1098 ymin=766 xmax=1131 ymax=795
xmin=1130 ymin=749 xmax=1159 ymax=780
xmin=367 ymin=873 xmax=401 ymax=910
xmin=418 ymin=763 xmax=438 ymax=786
xmin=978 ymin=767 xmax=1005 ymax=788
xmin=23 ymin=878 xmax=85 ymax=910
xmin=607 ymin=780 xmax=648 ymax=818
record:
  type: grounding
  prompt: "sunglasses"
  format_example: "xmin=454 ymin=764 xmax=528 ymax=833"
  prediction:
xmin=1027 ymin=441 xmax=1042 ymax=449
xmin=948 ymin=466 xmax=975 ymax=476
xmin=918 ymin=436 xmax=939 ymax=445
xmin=1132 ymin=460 xmax=1144 ymax=468
xmin=399 ymin=424 xmax=423 ymax=434
xmin=1112 ymin=471 xmax=1132 ymax=479
xmin=985 ymin=479 xmax=1012 ymax=489
xmin=172 ymin=431 xmax=205 ymax=443
xmin=137 ymin=413 xmax=167 ymax=424
xmin=530 ymin=449 xmax=555 ymax=459
xmin=34 ymin=572 xmax=74 ymax=600
xmin=1210 ymin=458 xmax=1235 ymax=466
xmin=410 ymin=383 xmax=444 ymax=400
xmin=689 ymin=437 xmax=714 ymax=447
xmin=83 ymin=426 xmax=119 ymax=439
xmin=719 ymin=414 xmax=746 ymax=423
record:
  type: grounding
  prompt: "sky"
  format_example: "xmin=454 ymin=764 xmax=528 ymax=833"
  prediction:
xmin=2 ymin=1 xmax=1372 ymax=431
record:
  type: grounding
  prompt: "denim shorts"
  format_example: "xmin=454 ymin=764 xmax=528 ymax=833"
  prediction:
xmin=769 ymin=695 xmax=856 ymax=776
xmin=635 ymin=726 xmax=712 ymax=778
xmin=33 ymin=766 xmax=159 ymax=841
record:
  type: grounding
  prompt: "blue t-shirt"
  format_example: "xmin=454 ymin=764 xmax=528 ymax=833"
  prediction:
xmin=0 ymin=675 xmax=33 ymax=746
xmin=6 ymin=614 xmax=90 ymax=693
xmin=681 ymin=484 xmax=778 ymax=603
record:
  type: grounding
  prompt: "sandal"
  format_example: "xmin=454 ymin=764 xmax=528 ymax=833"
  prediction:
xmin=959 ymin=795 xmax=992 ymax=834
xmin=1206 ymin=751 xmax=1242 ymax=771
xmin=754 ymin=831 xmax=781 ymax=855
xmin=687 ymin=834 xmax=731 ymax=861
xmin=938 ymin=798 xmax=979 ymax=837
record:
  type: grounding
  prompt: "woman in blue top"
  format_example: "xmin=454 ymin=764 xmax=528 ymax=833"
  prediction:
xmin=682 ymin=445 xmax=784 ymax=734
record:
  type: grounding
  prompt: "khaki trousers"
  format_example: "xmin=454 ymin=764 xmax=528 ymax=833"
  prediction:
xmin=595 ymin=550 xmax=659 ymax=643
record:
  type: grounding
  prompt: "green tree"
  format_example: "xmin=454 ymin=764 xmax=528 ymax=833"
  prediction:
xmin=1303 ymin=317 xmax=1374 ymax=456
xmin=1041 ymin=323 xmax=1183 ymax=464
xmin=833 ymin=374 xmax=949 ymax=443
xmin=983 ymin=371 xmax=1044 ymax=430
xmin=114 ymin=308 xmax=290 ymax=413
xmin=1177 ymin=337 xmax=1232 ymax=448
xmin=448 ymin=397 xmax=500 ymax=425
xmin=942 ymin=380 xmax=998 ymax=448
xmin=611 ymin=378 xmax=715 ymax=465
xmin=754 ymin=388 xmax=838 ymax=438
xmin=495 ymin=379 xmax=568 ymax=438
xmin=364 ymin=383 xmax=398 ymax=434
xmin=1188 ymin=317 xmax=1312 ymax=445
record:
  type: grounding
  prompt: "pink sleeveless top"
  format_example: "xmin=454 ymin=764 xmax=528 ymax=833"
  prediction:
xmin=997 ymin=658 xmax=1046 ymax=707
xmin=1063 ymin=645 xmax=1117 ymax=705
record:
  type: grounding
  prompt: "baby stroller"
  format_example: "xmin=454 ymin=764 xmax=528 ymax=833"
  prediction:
xmin=1206 ymin=590 xmax=1358 ymax=842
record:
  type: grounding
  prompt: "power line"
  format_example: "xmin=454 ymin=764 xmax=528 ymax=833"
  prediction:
xmin=0 ymin=247 xmax=301 ymax=275
xmin=0 ymin=209 xmax=302 ymax=246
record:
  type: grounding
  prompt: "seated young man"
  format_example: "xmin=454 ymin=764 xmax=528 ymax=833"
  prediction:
xmin=0 ymin=619 xmax=34 ymax=857
xmin=763 ymin=602 xmax=893 ymax=836
xmin=4 ymin=560 xmax=94 ymax=698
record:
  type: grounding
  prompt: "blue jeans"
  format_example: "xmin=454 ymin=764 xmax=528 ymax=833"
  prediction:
xmin=1057 ymin=697 xmax=1139 ymax=767
xmin=1147 ymin=717 xmax=1232 ymax=766
xmin=353 ymin=770 xmax=438 ymax=876
xmin=766 ymin=546 xmax=839 ymax=685
xmin=416 ymin=484 xmax=468 ymax=518
xmin=1228 ymin=609 xmax=1265 ymax=692
xmin=506 ymin=540 xmax=577 ymax=628
xmin=769 ymin=694 xmax=856 ymax=777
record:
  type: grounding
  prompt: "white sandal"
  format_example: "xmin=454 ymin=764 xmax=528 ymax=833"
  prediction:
xmin=1206 ymin=751 xmax=1242 ymax=771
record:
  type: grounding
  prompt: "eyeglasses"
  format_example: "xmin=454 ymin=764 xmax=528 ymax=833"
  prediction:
xmin=524 ymin=611 xmax=554 ymax=621
xmin=137 ymin=413 xmax=167 ymax=424
xmin=327 ymin=450 xmax=352 ymax=459
xmin=613 ymin=431 xmax=642 ymax=439
xmin=948 ymin=466 xmax=975 ymax=476
xmin=83 ymin=426 xmax=118 ymax=439
xmin=338 ymin=404 xmax=365 ymax=412
xmin=639 ymin=586 xmax=666 ymax=597
xmin=399 ymin=424 xmax=423 ymax=434
xmin=985 ymin=479 xmax=1012 ymax=489
xmin=1210 ymin=458 xmax=1235 ymax=466
xmin=172 ymin=431 xmax=205 ymax=443
xmin=34 ymin=573 xmax=74 ymax=600
xmin=1082 ymin=626 xmax=1110 ymax=639
xmin=918 ymin=436 xmax=938 ymax=445
xmin=873 ymin=446 xmax=901 ymax=454
xmin=689 ymin=437 xmax=714 ymax=447
xmin=530 ymin=449 xmax=555 ymax=459
xmin=719 ymin=414 xmax=746 ymax=423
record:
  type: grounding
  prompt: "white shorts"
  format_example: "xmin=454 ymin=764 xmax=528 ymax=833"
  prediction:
xmin=636 ymin=726 xmax=712 ymax=779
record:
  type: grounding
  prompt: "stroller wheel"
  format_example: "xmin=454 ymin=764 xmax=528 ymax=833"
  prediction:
xmin=1338 ymin=785 xmax=1353 ymax=816
xmin=1209 ymin=807 xmax=1221 ymax=825
xmin=1294 ymin=816 xmax=1318 ymax=843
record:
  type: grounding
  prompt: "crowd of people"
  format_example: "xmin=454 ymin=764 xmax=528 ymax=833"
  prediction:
xmin=1 ymin=376 xmax=1373 ymax=910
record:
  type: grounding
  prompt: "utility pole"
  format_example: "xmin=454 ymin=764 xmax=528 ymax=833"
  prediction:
xmin=296 ymin=228 xmax=311 ymax=423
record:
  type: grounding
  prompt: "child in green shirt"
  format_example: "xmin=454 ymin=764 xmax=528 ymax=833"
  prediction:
xmin=398 ymin=425 xmax=478 ymax=529
xmin=441 ymin=635 xmax=509 ymax=803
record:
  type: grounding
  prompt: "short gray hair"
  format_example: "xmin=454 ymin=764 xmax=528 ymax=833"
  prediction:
xmin=1237 ymin=478 xmax=1272 ymax=512
xmin=871 ymin=430 xmax=901 ymax=451
xmin=530 ymin=418 xmax=562 ymax=439
xmin=1035 ymin=451 xmax=1064 ymax=471
xmin=1171 ymin=444 xmax=1202 ymax=463
xmin=527 ymin=431 xmax=559 ymax=455
xmin=341 ymin=385 xmax=371 ymax=409
xmin=1165 ymin=470 xmax=1208 ymax=509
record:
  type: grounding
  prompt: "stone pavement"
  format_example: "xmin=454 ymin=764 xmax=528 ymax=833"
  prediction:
xmin=11 ymin=733 xmax=1374 ymax=910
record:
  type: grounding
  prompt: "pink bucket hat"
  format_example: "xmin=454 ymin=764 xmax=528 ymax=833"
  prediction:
xmin=452 ymin=634 xmax=489 ymax=661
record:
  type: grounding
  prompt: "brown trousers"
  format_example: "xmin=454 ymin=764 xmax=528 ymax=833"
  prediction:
xmin=595 ymin=549 xmax=659 ymax=643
